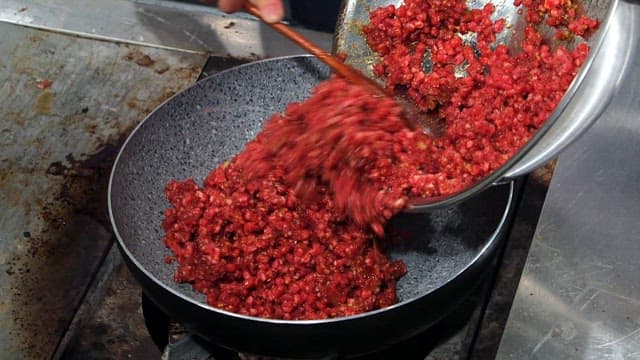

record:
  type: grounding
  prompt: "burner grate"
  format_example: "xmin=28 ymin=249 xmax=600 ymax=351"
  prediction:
xmin=141 ymin=274 xmax=491 ymax=360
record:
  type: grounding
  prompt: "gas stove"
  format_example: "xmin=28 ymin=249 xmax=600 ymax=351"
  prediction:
xmin=56 ymin=77 xmax=550 ymax=357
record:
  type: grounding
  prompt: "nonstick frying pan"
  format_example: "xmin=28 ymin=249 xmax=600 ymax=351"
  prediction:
xmin=108 ymin=56 xmax=517 ymax=358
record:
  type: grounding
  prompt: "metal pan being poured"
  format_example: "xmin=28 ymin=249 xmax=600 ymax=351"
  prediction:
xmin=333 ymin=0 xmax=638 ymax=211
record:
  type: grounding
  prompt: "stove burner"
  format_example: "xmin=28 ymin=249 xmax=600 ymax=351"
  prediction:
xmin=141 ymin=276 xmax=489 ymax=360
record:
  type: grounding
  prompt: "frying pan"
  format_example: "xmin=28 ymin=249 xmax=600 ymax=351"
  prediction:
xmin=109 ymin=56 xmax=517 ymax=358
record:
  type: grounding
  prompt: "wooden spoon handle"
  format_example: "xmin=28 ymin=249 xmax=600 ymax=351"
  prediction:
xmin=244 ymin=3 xmax=387 ymax=97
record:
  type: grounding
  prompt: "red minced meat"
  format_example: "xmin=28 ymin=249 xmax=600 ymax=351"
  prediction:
xmin=237 ymin=77 xmax=423 ymax=236
xmin=163 ymin=0 xmax=597 ymax=320
xmin=163 ymin=153 xmax=407 ymax=320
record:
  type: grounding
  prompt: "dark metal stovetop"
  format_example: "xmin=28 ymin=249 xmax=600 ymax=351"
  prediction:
xmin=0 ymin=23 xmax=546 ymax=359
xmin=0 ymin=20 xmax=550 ymax=355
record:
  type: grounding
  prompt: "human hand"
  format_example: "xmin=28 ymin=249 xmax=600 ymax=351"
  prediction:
xmin=202 ymin=0 xmax=285 ymax=23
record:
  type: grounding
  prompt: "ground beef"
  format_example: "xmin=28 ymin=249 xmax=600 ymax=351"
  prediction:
xmin=238 ymin=78 xmax=419 ymax=236
xmin=163 ymin=140 xmax=407 ymax=319
xmin=162 ymin=0 xmax=597 ymax=320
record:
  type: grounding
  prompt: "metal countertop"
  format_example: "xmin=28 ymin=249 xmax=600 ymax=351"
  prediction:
xmin=496 ymin=2 xmax=640 ymax=357
xmin=0 ymin=0 xmax=332 ymax=58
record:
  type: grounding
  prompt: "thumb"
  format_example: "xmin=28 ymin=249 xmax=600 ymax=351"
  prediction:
xmin=250 ymin=0 xmax=284 ymax=23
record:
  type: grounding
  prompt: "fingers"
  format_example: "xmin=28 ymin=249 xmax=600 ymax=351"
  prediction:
xmin=207 ymin=0 xmax=285 ymax=24
xmin=217 ymin=0 xmax=245 ymax=13
xmin=250 ymin=0 xmax=284 ymax=23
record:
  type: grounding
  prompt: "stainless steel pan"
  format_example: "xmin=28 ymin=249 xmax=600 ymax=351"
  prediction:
xmin=335 ymin=0 xmax=639 ymax=211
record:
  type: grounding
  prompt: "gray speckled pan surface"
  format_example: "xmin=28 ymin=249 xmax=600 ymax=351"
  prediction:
xmin=109 ymin=55 xmax=511 ymax=315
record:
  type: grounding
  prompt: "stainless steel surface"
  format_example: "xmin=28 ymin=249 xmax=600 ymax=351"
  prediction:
xmin=0 ymin=0 xmax=332 ymax=58
xmin=334 ymin=0 xmax=638 ymax=212
xmin=0 ymin=22 xmax=207 ymax=358
xmin=496 ymin=8 xmax=640 ymax=358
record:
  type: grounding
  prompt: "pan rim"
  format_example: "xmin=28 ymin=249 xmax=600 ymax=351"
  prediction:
xmin=108 ymin=54 xmax=516 ymax=326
